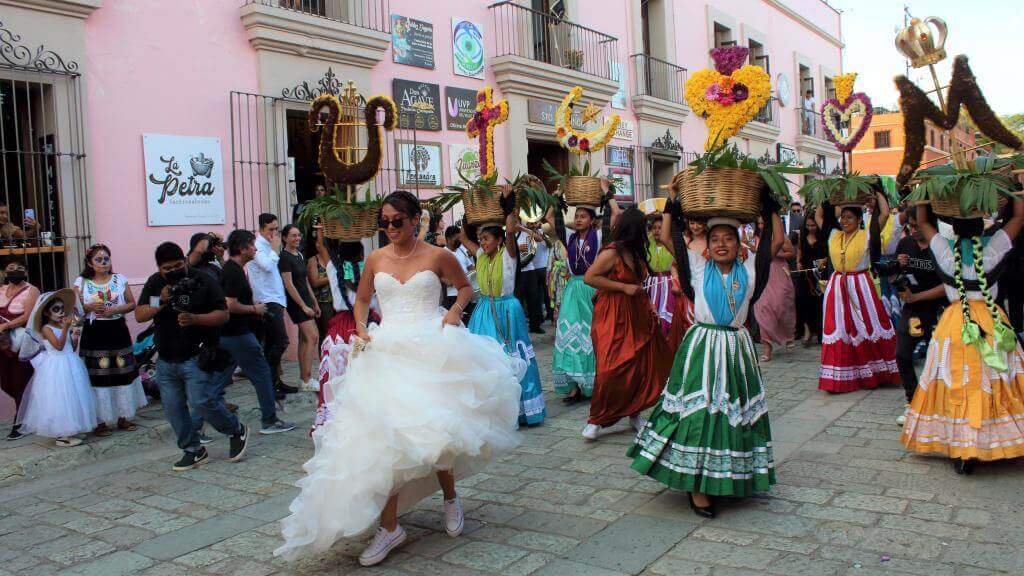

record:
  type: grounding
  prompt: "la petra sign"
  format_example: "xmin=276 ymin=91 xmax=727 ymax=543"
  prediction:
xmin=143 ymin=133 xmax=225 ymax=226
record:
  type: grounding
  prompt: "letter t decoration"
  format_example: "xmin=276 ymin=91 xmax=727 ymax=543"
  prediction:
xmin=465 ymin=87 xmax=508 ymax=179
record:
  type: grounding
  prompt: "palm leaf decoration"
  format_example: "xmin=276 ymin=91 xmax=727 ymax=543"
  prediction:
xmin=905 ymin=153 xmax=1024 ymax=215
xmin=798 ymin=172 xmax=887 ymax=207
xmin=298 ymin=184 xmax=383 ymax=227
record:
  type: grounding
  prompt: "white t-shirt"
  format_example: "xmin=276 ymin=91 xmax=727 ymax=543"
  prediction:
xmin=533 ymin=239 xmax=549 ymax=269
xmin=448 ymin=245 xmax=476 ymax=297
xmin=74 ymin=273 xmax=129 ymax=321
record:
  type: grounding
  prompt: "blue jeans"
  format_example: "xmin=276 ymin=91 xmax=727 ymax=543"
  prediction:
xmin=156 ymin=357 xmax=240 ymax=452
xmin=215 ymin=332 xmax=278 ymax=427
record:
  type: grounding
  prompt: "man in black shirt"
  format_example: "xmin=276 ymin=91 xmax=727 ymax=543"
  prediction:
xmin=893 ymin=208 xmax=946 ymax=425
xmin=136 ymin=242 xmax=248 ymax=471
xmin=215 ymin=230 xmax=295 ymax=435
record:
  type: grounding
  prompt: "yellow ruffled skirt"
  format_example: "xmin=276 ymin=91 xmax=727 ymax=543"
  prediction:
xmin=902 ymin=301 xmax=1024 ymax=461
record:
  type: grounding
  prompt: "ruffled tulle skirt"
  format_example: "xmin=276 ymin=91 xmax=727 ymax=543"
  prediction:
xmin=18 ymin=351 xmax=97 ymax=438
xmin=275 ymin=311 xmax=524 ymax=559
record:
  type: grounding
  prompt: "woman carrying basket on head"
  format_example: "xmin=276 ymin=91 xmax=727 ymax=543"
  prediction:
xmin=814 ymin=186 xmax=899 ymax=393
xmin=461 ymin=192 xmax=546 ymax=426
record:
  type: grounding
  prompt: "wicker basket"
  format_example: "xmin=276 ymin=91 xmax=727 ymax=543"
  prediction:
xmin=322 ymin=206 xmax=379 ymax=241
xmin=930 ymin=195 xmax=1008 ymax=220
xmin=827 ymin=189 xmax=874 ymax=207
xmin=671 ymin=166 xmax=763 ymax=223
xmin=463 ymin=185 xmax=513 ymax=225
xmin=563 ymin=176 xmax=604 ymax=207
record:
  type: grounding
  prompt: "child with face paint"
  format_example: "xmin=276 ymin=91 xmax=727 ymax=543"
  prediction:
xmin=16 ymin=289 xmax=96 ymax=447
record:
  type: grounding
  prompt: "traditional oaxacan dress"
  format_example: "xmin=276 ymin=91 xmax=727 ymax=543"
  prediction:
xmin=553 ymin=228 xmax=599 ymax=397
xmin=628 ymin=246 xmax=775 ymax=496
xmin=588 ymin=245 xmax=673 ymax=427
xmin=469 ymin=247 xmax=546 ymax=425
xmin=667 ymin=262 xmax=694 ymax=351
xmin=902 ymin=231 xmax=1024 ymax=460
xmin=547 ymin=238 xmax=570 ymax=320
xmin=645 ymin=237 xmax=676 ymax=337
xmin=819 ymin=227 xmax=898 ymax=392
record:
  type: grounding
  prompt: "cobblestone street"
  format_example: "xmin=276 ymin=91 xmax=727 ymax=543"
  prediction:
xmin=3 ymin=335 xmax=1024 ymax=576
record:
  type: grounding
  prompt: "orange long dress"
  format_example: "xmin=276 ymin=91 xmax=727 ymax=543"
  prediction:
xmin=588 ymin=247 xmax=674 ymax=427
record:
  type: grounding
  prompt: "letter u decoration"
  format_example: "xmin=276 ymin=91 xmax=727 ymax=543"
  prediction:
xmin=309 ymin=93 xmax=398 ymax=186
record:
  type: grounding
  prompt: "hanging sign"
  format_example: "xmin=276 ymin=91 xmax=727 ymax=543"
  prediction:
xmin=606 ymin=145 xmax=634 ymax=168
xmin=452 ymin=18 xmax=485 ymax=79
xmin=527 ymin=99 xmax=584 ymax=129
xmin=393 ymin=79 xmax=442 ymax=131
xmin=397 ymin=141 xmax=443 ymax=188
xmin=613 ymin=119 xmax=635 ymax=141
xmin=445 ymin=86 xmax=478 ymax=130
xmin=143 ymin=133 xmax=225 ymax=226
xmin=391 ymin=14 xmax=435 ymax=69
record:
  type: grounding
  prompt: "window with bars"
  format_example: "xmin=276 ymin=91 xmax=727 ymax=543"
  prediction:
xmin=874 ymin=130 xmax=891 ymax=149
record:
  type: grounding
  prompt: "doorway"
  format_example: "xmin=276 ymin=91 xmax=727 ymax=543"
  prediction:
xmin=527 ymin=139 xmax=568 ymax=194
xmin=285 ymin=108 xmax=323 ymax=224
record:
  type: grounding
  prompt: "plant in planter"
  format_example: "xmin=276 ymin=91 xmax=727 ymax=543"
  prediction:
xmin=298 ymin=184 xmax=383 ymax=241
xmin=563 ymin=49 xmax=584 ymax=71
xmin=905 ymin=153 xmax=1024 ymax=219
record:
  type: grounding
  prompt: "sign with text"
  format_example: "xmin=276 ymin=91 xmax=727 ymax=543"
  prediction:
xmin=606 ymin=145 xmax=634 ymax=168
xmin=527 ymin=99 xmax=584 ymax=129
xmin=143 ymin=133 xmax=225 ymax=226
xmin=448 ymin=143 xmax=481 ymax=183
xmin=613 ymin=119 xmax=635 ymax=141
xmin=445 ymin=86 xmax=478 ymax=130
xmin=393 ymin=79 xmax=442 ymax=131
xmin=451 ymin=18 xmax=485 ymax=79
xmin=397 ymin=140 xmax=443 ymax=188
xmin=391 ymin=14 xmax=435 ymax=69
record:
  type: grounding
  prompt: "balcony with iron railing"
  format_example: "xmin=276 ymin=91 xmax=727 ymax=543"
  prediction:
xmin=241 ymin=0 xmax=391 ymax=68
xmin=794 ymin=107 xmax=841 ymax=156
xmin=629 ymin=53 xmax=690 ymax=126
xmin=738 ymin=96 xmax=781 ymax=143
xmin=488 ymin=1 xmax=620 ymax=104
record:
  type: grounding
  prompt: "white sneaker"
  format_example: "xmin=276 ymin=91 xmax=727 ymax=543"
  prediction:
xmin=358 ymin=526 xmax=406 ymax=567
xmin=896 ymin=405 xmax=910 ymax=426
xmin=582 ymin=423 xmax=599 ymax=440
xmin=301 ymin=378 xmax=320 ymax=392
xmin=443 ymin=496 xmax=464 ymax=537
xmin=629 ymin=414 xmax=646 ymax=432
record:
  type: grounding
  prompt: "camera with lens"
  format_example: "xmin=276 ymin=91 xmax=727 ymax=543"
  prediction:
xmin=891 ymin=273 xmax=911 ymax=292
xmin=168 ymin=275 xmax=204 ymax=313
xmin=873 ymin=256 xmax=901 ymax=277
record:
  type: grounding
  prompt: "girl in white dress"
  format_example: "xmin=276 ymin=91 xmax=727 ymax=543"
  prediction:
xmin=17 ymin=289 xmax=97 ymax=447
xmin=275 ymin=191 xmax=523 ymax=566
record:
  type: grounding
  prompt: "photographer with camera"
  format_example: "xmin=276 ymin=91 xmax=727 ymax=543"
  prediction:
xmin=217 ymin=229 xmax=295 ymax=435
xmin=248 ymin=214 xmax=294 ymax=395
xmin=188 ymin=232 xmax=225 ymax=282
xmin=136 ymin=242 xmax=248 ymax=471
xmin=891 ymin=207 xmax=946 ymax=426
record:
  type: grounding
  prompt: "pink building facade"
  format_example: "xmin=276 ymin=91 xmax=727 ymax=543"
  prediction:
xmin=0 ymin=0 xmax=842 ymax=414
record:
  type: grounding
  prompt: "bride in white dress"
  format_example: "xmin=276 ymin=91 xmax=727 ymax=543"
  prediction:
xmin=275 ymin=190 xmax=524 ymax=566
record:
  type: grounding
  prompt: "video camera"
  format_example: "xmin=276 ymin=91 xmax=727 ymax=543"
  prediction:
xmin=168 ymin=274 xmax=204 ymax=313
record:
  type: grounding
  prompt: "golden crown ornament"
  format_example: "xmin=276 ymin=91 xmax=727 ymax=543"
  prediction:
xmin=895 ymin=16 xmax=948 ymax=68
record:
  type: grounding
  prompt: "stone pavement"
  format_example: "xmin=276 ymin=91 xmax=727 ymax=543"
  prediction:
xmin=2 ymin=333 xmax=1024 ymax=576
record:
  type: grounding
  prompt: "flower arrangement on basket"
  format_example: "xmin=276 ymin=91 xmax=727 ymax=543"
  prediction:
xmin=905 ymin=153 xmax=1023 ymax=219
xmin=298 ymin=185 xmax=382 ymax=241
xmin=548 ymin=86 xmax=620 ymax=206
xmin=671 ymin=141 xmax=805 ymax=223
xmin=674 ymin=47 xmax=804 ymax=222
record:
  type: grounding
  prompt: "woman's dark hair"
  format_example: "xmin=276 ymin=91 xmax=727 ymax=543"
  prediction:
xmin=81 ymin=244 xmax=112 ymax=279
xmin=444 ymin=225 xmax=461 ymax=240
xmin=825 ymin=203 xmax=882 ymax=267
xmin=608 ymin=207 xmax=649 ymax=278
xmin=3 ymin=255 xmax=26 ymax=269
xmin=645 ymin=213 xmax=661 ymax=229
xmin=667 ymin=201 xmax=693 ymax=299
xmin=280 ymin=224 xmax=299 ymax=242
xmin=479 ymin=225 xmax=505 ymax=244
xmin=381 ymin=190 xmax=422 ymax=220
xmin=325 ymin=239 xmax=365 ymax=312
xmin=951 ymin=217 xmax=985 ymax=238
xmin=227 ymin=229 xmax=256 ymax=257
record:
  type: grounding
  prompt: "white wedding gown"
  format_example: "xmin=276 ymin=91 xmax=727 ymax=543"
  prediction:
xmin=275 ymin=270 xmax=524 ymax=559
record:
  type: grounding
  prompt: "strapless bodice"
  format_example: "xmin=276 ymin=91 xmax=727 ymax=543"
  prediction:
xmin=373 ymin=270 xmax=443 ymax=322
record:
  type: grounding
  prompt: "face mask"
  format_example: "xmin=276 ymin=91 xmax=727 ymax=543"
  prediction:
xmin=5 ymin=271 xmax=26 ymax=284
xmin=164 ymin=267 xmax=187 ymax=284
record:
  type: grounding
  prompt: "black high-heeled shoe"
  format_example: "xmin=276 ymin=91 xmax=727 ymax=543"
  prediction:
xmin=953 ymin=458 xmax=975 ymax=475
xmin=688 ymin=492 xmax=716 ymax=518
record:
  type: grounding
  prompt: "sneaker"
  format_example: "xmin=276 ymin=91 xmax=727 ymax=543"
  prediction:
xmin=276 ymin=381 xmax=299 ymax=394
xmin=198 ymin=432 xmax=215 ymax=445
xmin=443 ymin=496 xmax=464 ymax=537
xmin=173 ymin=447 xmax=209 ymax=471
xmin=6 ymin=425 xmax=24 ymax=441
xmin=301 ymin=378 xmax=321 ymax=392
xmin=582 ymin=423 xmax=599 ymax=441
xmin=260 ymin=419 xmax=296 ymax=435
xmin=358 ymin=526 xmax=407 ymax=567
xmin=274 ymin=388 xmax=287 ymax=401
xmin=629 ymin=414 xmax=646 ymax=432
xmin=896 ymin=405 xmax=910 ymax=427
xmin=228 ymin=425 xmax=249 ymax=462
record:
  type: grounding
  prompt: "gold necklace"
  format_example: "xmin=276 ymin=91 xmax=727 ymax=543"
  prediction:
xmin=715 ymin=264 xmax=739 ymax=311
xmin=838 ymin=230 xmax=858 ymax=271
xmin=391 ymin=241 xmax=418 ymax=260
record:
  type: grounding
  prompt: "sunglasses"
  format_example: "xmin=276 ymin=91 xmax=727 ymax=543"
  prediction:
xmin=379 ymin=216 xmax=407 ymax=230
xmin=92 ymin=256 xmax=110 ymax=264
